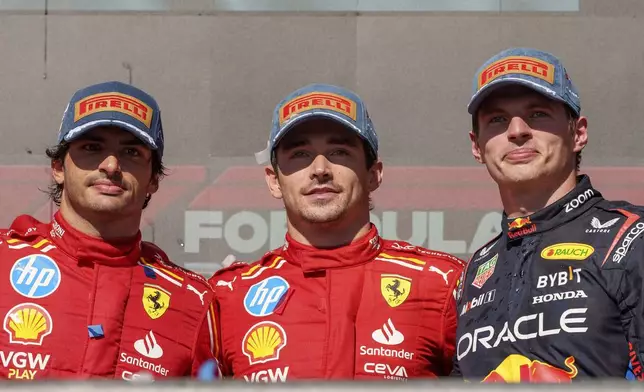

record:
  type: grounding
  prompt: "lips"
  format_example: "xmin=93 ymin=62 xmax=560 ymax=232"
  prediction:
xmin=504 ymin=147 xmax=538 ymax=161
xmin=91 ymin=179 xmax=125 ymax=194
xmin=303 ymin=186 xmax=340 ymax=196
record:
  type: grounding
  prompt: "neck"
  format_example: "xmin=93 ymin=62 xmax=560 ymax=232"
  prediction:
xmin=286 ymin=211 xmax=372 ymax=249
xmin=500 ymin=170 xmax=578 ymax=218
xmin=58 ymin=201 xmax=141 ymax=241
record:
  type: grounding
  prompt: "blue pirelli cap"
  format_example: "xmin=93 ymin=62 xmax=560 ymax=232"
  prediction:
xmin=255 ymin=83 xmax=378 ymax=164
xmin=467 ymin=48 xmax=581 ymax=117
xmin=58 ymin=81 xmax=165 ymax=158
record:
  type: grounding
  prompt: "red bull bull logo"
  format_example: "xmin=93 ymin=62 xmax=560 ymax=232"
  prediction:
xmin=507 ymin=217 xmax=537 ymax=239
xmin=508 ymin=217 xmax=531 ymax=230
xmin=483 ymin=355 xmax=578 ymax=383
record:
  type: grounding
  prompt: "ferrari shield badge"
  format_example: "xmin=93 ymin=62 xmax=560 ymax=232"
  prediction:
xmin=472 ymin=254 xmax=498 ymax=289
xmin=143 ymin=283 xmax=171 ymax=319
xmin=381 ymin=274 xmax=412 ymax=307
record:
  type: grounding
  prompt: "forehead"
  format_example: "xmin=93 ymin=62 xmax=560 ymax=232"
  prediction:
xmin=277 ymin=118 xmax=360 ymax=147
xmin=478 ymin=85 xmax=561 ymax=112
xmin=72 ymin=126 xmax=143 ymax=143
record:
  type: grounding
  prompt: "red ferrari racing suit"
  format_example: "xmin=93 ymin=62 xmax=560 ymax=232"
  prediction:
xmin=210 ymin=225 xmax=464 ymax=381
xmin=0 ymin=212 xmax=217 ymax=380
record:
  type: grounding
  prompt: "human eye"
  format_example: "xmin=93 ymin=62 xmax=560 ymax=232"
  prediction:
xmin=81 ymin=143 xmax=101 ymax=152
xmin=488 ymin=115 xmax=506 ymax=124
xmin=124 ymin=147 xmax=141 ymax=157
xmin=290 ymin=150 xmax=310 ymax=159
xmin=330 ymin=148 xmax=351 ymax=157
xmin=530 ymin=110 xmax=549 ymax=118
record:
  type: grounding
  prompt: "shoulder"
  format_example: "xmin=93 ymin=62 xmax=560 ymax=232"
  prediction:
xmin=468 ymin=233 xmax=502 ymax=265
xmin=208 ymin=249 xmax=286 ymax=294
xmin=0 ymin=215 xmax=50 ymax=250
xmin=140 ymin=241 xmax=211 ymax=291
xmin=376 ymin=240 xmax=465 ymax=297
xmin=589 ymin=201 xmax=644 ymax=267
xmin=378 ymin=240 xmax=466 ymax=272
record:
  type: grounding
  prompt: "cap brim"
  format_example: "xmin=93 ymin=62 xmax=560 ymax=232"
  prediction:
xmin=62 ymin=119 xmax=158 ymax=150
xmin=273 ymin=111 xmax=365 ymax=149
xmin=467 ymin=77 xmax=567 ymax=115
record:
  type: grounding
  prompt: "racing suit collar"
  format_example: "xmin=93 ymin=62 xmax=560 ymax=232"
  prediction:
xmin=282 ymin=224 xmax=383 ymax=273
xmin=502 ymin=175 xmax=602 ymax=241
xmin=46 ymin=211 xmax=142 ymax=266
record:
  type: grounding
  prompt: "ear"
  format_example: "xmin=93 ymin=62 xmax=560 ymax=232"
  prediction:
xmin=265 ymin=165 xmax=283 ymax=199
xmin=148 ymin=175 xmax=160 ymax=195
xmin=367 ymin=160 xmax=383 ymax=193
xmin=51 ymin=159 xmax=65 ymax=186
xmin=572 ymin=116 xmax=588 ymax=153
xmin=470 ymin=131 xmax=485 ymax=164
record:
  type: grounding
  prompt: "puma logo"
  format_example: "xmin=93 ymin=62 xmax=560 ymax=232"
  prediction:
xmin=187 ymin=284 xmax=207 ymax=305
xmin=215 ymin=276 xmax=236 ymax=292
xmin=428 ymin=266 xmax=453 ymax=285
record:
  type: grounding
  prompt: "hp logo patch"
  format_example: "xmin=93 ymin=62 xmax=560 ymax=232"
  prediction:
xmin=10 ymin=254 xmax=61 ymax=299
xmin=244 ymin=276 xmax=289 ymax=317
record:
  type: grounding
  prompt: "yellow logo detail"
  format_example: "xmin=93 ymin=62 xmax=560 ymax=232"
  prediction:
xmin=242 ymin=321 xmax=287 ymax=365
xmin=541 ymin=243 xmax=594 ymax=260
xmin=380 ymin=274 xmax=412 ymax=308
xmin=3 ymin=303 xmax=53 ymax=345
xmin=279 ymin=92 xmax=357 ymax=125
xmin=142 ymin=284 xmax=171 ymax=319
xmin=484 ymin=354 xmax=578 ymax=383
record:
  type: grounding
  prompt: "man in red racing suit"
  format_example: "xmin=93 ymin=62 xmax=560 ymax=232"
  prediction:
xmin=209 ymin=84 xmax=464 ymax=381
xmin=0 ymin=213 xmax=216 ymax=380
xmin=0 ymin=81 xmax=217 ymax=380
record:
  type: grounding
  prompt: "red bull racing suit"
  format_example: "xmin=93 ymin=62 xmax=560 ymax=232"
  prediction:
xmin=210 ymin=225 xmax=464 ymax=381
xmin=0 ymin=212 xmax=217 ymax=380
xmin=453 ymin=175 xmax=644 ymax=382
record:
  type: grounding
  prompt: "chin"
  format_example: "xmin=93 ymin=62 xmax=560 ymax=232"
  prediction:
xmin=86 ymin=198 xmax=137 ymax=214
xmin=300 ymin=206 xmax=346 ymax=224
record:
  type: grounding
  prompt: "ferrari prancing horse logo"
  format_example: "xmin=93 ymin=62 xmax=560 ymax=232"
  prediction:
xmin=143 ymin=284 xmax=171 ymax=319
xmin=381 ymin=274 xmax=412 ymax=308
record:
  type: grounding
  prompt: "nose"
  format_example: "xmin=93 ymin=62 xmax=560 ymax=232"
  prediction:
xmin=506 ymin=116 xmax=532 ymax=141
xmin=98 ymin=154 xmax=122 ymax=177
xmin=309 ymin=154 xmax=332 ymax=181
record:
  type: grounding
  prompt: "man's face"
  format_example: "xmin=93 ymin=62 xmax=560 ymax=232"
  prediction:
xmin=266 ymin=118 xmax=382 ymax=226
xmin=52 ymin=126 xmax=158 ymax=217
xmin=470 ymin=85 xmax=587 ymax=186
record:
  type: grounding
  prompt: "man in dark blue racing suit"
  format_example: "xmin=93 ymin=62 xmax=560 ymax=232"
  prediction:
xmin=453 ymin=47 xmax=644 ymax=382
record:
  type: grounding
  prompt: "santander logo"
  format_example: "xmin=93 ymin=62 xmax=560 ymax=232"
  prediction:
xmin=371 ymin=318 xmax=404 ymax=346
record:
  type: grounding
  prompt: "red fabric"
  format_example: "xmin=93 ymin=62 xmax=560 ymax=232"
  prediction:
xmin=0 ymin=212 xmax=215 ymax=380
xmin=211 ymin=225 xmax=464 ymax=381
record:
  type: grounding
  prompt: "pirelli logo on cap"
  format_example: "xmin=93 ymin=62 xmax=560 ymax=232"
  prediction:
xmin=279 ymin=92 xmax=357 ymax=125
xmin=74 ymin=92 xmax=153 ymax=128
xmin=478 ymin=56 xmax=555 ymax=89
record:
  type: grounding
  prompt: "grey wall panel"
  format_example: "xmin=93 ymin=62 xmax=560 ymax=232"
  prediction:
xmin=0 ymin=15 xmax=47 ymax=163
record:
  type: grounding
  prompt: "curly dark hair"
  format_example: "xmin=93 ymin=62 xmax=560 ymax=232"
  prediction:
xmin=44 ymin=142 xmax=167 ymax=209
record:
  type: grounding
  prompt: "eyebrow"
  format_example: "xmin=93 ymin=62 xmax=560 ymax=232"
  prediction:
xmin=77 ymin=134 xmax=145 ymax=146
xmin=327 ymin=136 xmax=359 ymax=147
xmin=481 ymin=99 xmax=555 ymax=114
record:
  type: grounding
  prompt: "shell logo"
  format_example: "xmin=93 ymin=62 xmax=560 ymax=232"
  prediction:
xmin=242 ymin=321 xmax=287 ymax=365
xmin=3 ymin=303 xmax=53 ymax=346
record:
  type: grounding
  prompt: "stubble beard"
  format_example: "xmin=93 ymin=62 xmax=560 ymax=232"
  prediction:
xmin=300 ymin=198 xmax=346 ymax=224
